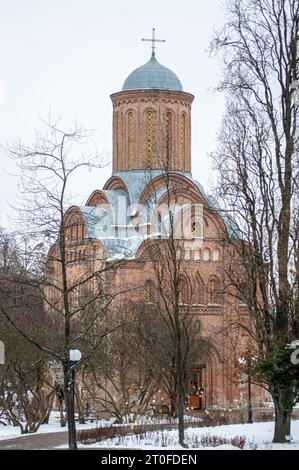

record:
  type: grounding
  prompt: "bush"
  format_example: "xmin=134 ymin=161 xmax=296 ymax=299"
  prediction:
xmin=78 ymin=425 xmax=129 ymax=444
xmin=78 ymin=424 xmax=249 ymax=449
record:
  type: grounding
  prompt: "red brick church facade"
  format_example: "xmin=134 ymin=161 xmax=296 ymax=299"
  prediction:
xmin=47 ymin=48 xmax=265 ymax=411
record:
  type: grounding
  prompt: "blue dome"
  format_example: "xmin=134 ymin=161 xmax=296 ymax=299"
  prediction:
xmin=122 ymin=53 xmax=183 ymax=92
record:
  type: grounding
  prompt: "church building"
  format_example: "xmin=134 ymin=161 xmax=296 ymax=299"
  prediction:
xmin=48 ymin=33 xmax=264 ymax=411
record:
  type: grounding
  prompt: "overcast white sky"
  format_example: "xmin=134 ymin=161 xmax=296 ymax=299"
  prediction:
xmin=0 ymin=0 xmax=226 ymax=229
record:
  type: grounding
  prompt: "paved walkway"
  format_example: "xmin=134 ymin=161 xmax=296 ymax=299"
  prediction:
xmin=0 ymin=431 xmax=68 ymax=450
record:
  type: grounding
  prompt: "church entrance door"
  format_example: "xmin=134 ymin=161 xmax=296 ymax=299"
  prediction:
xmin=186 ymin=367 xmax=204 ymax=410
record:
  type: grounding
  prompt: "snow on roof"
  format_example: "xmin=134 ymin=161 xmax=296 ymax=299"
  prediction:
xmin=80 ymin=170 xmax=240 ymax=258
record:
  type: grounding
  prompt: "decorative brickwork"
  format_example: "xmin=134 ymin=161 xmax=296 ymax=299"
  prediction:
xmin=111 ymin=90 xmax=194 ymax=173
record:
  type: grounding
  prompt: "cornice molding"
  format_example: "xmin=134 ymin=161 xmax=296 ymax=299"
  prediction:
xmin=111 ymin=89 xmax=194 ymax=106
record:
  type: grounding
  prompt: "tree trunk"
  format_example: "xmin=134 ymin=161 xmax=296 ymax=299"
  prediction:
xmin=176 ymin=331 xmax=186 ymax=447
xmin=75 ymin=385 xmax=85 ymax=424
xmin=177 ymin=384 xmax=185 ymax=447
xmin=272 ymin=386 xmax=293 ymax=443
xmin=58 ymin=400 xmax=66 ymax=427
xmin=169 ymin=395 xmax=177 ymax=417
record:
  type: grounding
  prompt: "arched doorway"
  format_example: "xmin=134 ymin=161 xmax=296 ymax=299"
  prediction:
xmin=186 ymin=342 xmax=222 ymax=410
xmin=186 ymin=365 xmax=205 ymax=410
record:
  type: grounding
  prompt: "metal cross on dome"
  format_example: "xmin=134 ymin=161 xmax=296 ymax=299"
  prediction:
xmin=142 ymin=28 xmax=166 ymax=55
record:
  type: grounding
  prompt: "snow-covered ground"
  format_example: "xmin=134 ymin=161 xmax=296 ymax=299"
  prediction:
xmin=0 ymin=412 xmax=199 ymax=442
xmin=0 ymin=412 xmax=109 ymax=441
xmin=76 ymin=420 xmax=299 ymax=450
xmin=1 ymin=412 xmax=298 ymax=450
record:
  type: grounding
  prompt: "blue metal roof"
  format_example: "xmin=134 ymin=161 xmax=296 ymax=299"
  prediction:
xmin=113 ymin=169 xmax=192 ymax=205
xmin=79 ymin=170 xmax=241 ymax=259
xmin=122 ymin=53 xmax=183 ymax=92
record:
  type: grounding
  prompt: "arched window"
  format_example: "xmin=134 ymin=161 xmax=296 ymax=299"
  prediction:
xmin=75 ymin=222 xmax=79 ymax=240
xmin=144 ymin=280 xmax=155 ymax=302
xmin=127 ymin=111 xmax=134 ymax=169
xmin=79 ymin=221 xmax=83 ymax=240
xmin=157 ymin=211 xmax=162 ymax=238
xmin=146 ymin=110 xmax=154 ymax=167
xmin=203 ymin=248 xmax=210 ymax=261
xmin=189 ymin=200 xmax=203 ymax=239
xmin=191 ymin=221 xmax=196 ymax=235
xmin=208 ymin=280 xmax=215 ymax=303
xmin=194 ymin=274 xmax=204 ymax=304
xmin=191 ymin=220 xmax=202 ymax=238
xmin=212 ymin=249 xmax=220 ymax=262
xmin=179 ymin=277 xmax=189 ymax=304
xmin=67 ymin=216 xmax=85 ymax=242
xmin=207 ymin=277 xmax=221 ymax=304
xmin=70 ymin=221 xmax=76 ymax=241
xmin=180 ymin=113 xmax=186 ymax=167
xmin=165 ymin=111 xmax=172 ymax=165
xmin=144 ymin=285 xmax=150 ymax=302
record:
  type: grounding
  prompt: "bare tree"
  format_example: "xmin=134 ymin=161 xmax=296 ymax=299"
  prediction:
xmin=210 ymin=0 xmax=299 ymax=442
xmin=80 ymin=302 xmax=162 ymax=423
xmin=138 ymin=162 xmax=209 ymax=447
xmin=0 ymin=229 xmax=55 ymax=433
xmin=0 ymin=120 xmax=124 ymax=449
xmin=0 ymin=360 xmax=54 ymax=434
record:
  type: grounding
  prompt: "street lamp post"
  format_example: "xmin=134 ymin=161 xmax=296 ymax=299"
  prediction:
xmin=68 ymin=348 xmax=82 ymax=450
